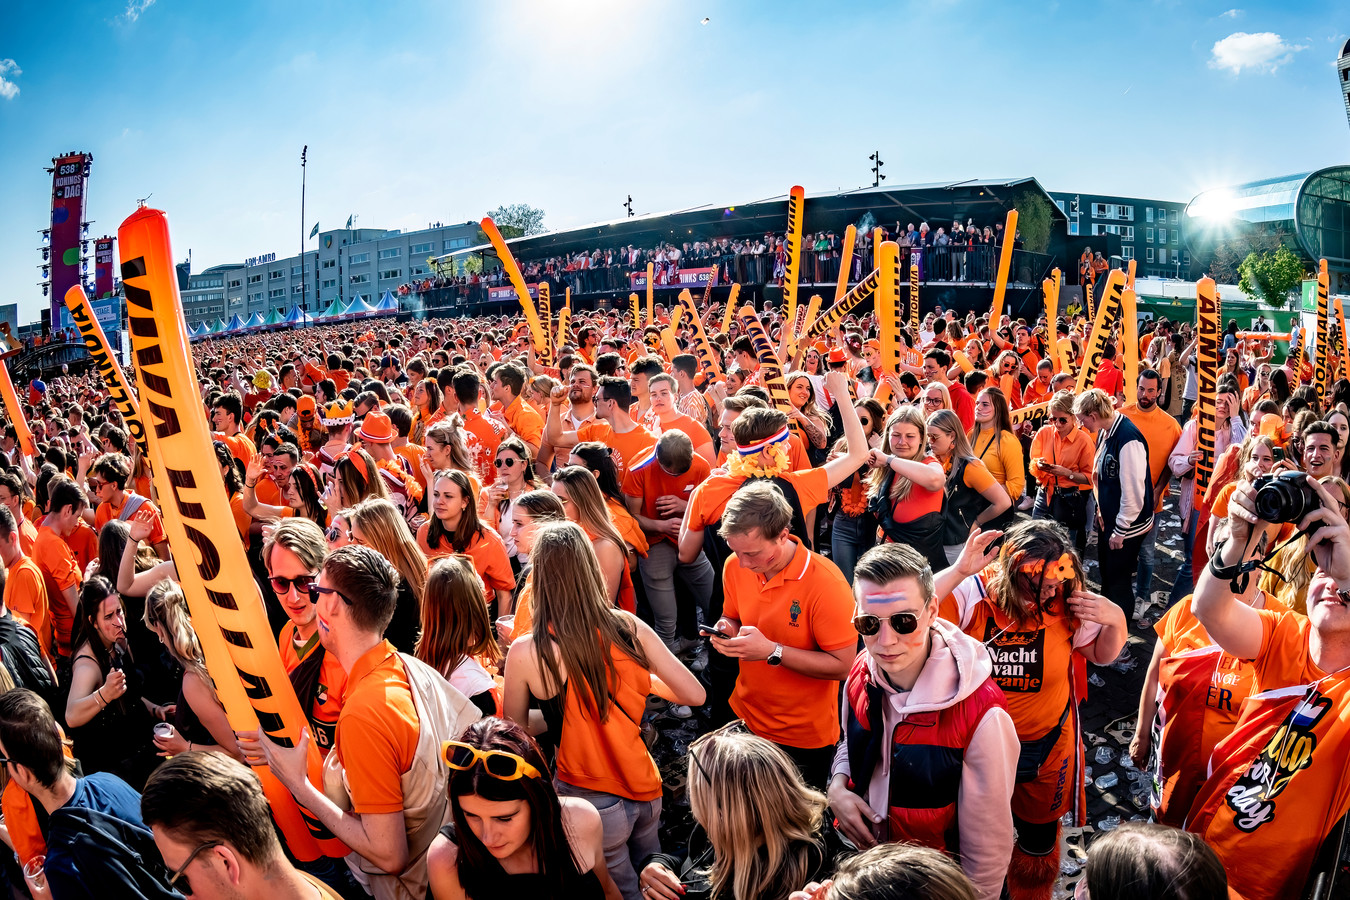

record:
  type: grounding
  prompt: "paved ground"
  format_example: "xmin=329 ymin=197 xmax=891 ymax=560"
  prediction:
xmin=641 ymin=497 xmax=1189 ymax=898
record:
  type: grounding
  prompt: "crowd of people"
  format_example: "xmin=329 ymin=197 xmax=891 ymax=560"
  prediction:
xmin=398 ymin=220 xmax=1024 ymax=310
xmin=0 ymin=273 xmax=1332 ymax=900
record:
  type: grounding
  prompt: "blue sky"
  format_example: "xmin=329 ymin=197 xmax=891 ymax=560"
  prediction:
xmin=0 ymin=0 xmax=1346 ymax=322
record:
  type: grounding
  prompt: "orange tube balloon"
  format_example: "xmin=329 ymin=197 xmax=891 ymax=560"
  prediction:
xmin=0 ymin=363 xmax=34 ymax=457
xmin=1074 ymin=268 xmax=1126 ymax=394
xmin=834 ymin=225 xmax=856 ymax=303
xmin=1195 ymin=277 xmax=1221 ymax=494
xmin=720 ymin=284 xmax=740 ymax=335
xmin=646 ymin=263 xmax=655 ymax=325
xmin=118 ymin=207 xmax=343 ymax=862
xmin=481 ymin=218 xmax=547 ymax=355
xmin=679 ymin=289 xmax=723 ymax=380
xmin=66 ymin=286 xmax=148 ymax=459
xmin=989 ymin=209 xmax=1018 ymax=327
xmin=782 ymin=186 xmax=805 ymax=325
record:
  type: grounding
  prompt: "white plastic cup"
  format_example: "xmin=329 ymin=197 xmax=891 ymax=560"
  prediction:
xmin=154 ymin=722 xmax=173 ymax=741
xmin=23 ymin=854 xmax=46 ymax=892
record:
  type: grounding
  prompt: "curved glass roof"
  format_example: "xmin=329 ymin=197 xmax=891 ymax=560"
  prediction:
xmin=1185 ymin=166 xmax=1350 ymax=267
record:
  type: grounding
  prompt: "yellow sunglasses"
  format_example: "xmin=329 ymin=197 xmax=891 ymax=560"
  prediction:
xmin=442 ymin=741 xmax=543 ymax=781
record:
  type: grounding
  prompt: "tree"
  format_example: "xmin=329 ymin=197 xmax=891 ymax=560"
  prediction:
xmin=1205 ymin=226 xmax=1294 ymax=284
xmin=1012 ymin=191 xmax=1053 ymax=254
xmin=1238 ymin=245 xmax=1306 ymax=308
xmin=485 ymin=203 xmax=546 ymax=239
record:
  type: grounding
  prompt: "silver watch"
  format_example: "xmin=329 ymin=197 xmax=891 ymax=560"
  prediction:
xmin=766 ymin=643 xmax=784 ymax=666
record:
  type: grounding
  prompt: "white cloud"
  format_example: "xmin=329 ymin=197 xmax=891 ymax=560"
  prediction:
xmin=0 ymin=59 xmax=19 ymax=100
xmin=1220 ymin=8 xmax=1242 ymax=18
xmin=123 ymin=0 xmax=156 ymax=23
xmin=1210 ymin=31 xmax=1306 ymax=74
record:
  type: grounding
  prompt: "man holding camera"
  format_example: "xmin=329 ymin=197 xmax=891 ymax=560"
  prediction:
xmin=1188 ymin=472 xmax=1350 ymax=898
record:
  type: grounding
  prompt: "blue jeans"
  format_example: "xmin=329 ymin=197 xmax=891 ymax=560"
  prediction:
xmin=554 ymin=781 xmax=661 ymax=900
xmin=830 ymin=512 xmax=873 ymax=584
xmin=1135 ymin=519 xmax=1159 ymax=602
xmin=1169 ymin=509 xmax=1199 ymax=605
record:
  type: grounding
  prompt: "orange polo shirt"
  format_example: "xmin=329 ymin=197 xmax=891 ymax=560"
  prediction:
xmin=4 ymin=556 xmax=51 ymax=661
xmin=685 ymin=467 xmax=829 ymax=534
xmin=622 ymin=447 xmax=712 ymax=545
xmin=722 ymin=537 xmax=856 ymax=748
xmin=577 ymin=420 xmax=657 ymax=480
xmin=335 ymin=640 xmax=419 ymax=815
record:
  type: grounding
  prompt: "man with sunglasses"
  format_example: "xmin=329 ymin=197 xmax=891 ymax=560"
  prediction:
xmin=85 ymin=452 xmax=170 ymax=559
xmin=829 ymin=543 xmax=1018 ymax=900
xmin=0 ymin=689 xmax=178 ymax=899
xmin=143 ymin=752 xmax=344 ymax=899
xmin=239 ymin=545 xmax=481 ymax=900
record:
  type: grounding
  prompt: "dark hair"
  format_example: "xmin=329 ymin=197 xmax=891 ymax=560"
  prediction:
xmin=48 ymin=478 xmax=85 ymax=517
xmin=671 ymin=354 xmax=698 ymax=379
xmin=213 ymin=441 xmax=244 ymax=495
xmin=630 ymin=356 xmax=663 ymax=380
xmin=491 ymin=363 xmax=526 ymax=397
xmin=596 ymin=376 xmax=632 ymax=410
xmin=323 ymin=545 xmax=399 ymax=634
xmin=452 ymin=368 xmax=481 ymax=406
xmin=1084 ymin=822 xmax=1226 ymax=900
xmin=426 ymin=469 xmax=485 ymax=554
xmin=449 ymin=717 xmax=580 ymax=899
xmin=1304 ymin=419 xmax=1341 ymax=448
xmin=211 ymin=392 xmax=244 ymax=426
xmin=72 ymin=576 xmax=124 ymax=677
xmin=0 ymin=689 xmax=64 ymax=788
xmin=568 ymin=442 xmax=626 ymax=506
xmin=142 ymin=752 xmax=280 ymax=867
xmin=91 ymin=453 xmax=131 ymax=489
xmin=0 ymin=504 xmax=16 ymax=543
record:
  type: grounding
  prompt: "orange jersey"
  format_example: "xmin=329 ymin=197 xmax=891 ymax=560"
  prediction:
xmin=686 ymin=467 xmax=829 ymax=534
xmin=279 ymin=623 xmax=347 ymax=756
xmin=576 ymin=420 xmax=657 ymax=480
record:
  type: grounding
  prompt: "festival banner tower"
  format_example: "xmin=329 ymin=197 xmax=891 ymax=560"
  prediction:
xmin=94 ymin=236 xmax=116 ymax=299
xmin=43 ymin=152 xmax=92 ymax=331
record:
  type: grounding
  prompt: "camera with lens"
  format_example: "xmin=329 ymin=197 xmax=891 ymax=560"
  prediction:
xmin=1253 ymin=471 xmax=1320 ymax=524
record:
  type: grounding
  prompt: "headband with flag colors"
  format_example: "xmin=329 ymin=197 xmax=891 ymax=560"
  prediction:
xmin=735 ymin=424 xmax=792 ymax=456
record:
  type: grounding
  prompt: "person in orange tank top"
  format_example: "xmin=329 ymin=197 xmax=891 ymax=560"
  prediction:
xmin=502 ymin=522 xmax=704 ymax=900
xmin=935 ymin=521 xmax=1127 ymax=900
xmin=550 ymin=467 xmax=636 ymax=614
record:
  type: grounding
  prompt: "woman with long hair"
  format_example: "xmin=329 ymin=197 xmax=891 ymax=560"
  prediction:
xmin=934 ymin=520 xmax=1127 ymax=900
xmin=503 ymin=522 xmax=704 ymax=898
xmin=417 ymin=469 xmax=514 ymax=611
xmin=1203 ymin=433 xmax=1277 ymax=558
xmin=327 ymin=447 xmax=391 ymax=516
xmin=551 ymin=466 xmax=635 ymax=613
xmin=412 ymin=377 xmax=444 ymax=446
xmin=639 ymin=727 xmax=830 ymax=900
xmin=1327 ymin=408 xmax=1350 ymax=477
xmin=65 ymin=576 xmax=161 ymax=788
xmin=417 ymin=556 xmax=502 ymax=717
xmin=864 ymin=405 xmax=947 ymax=573
xmin=989 ymin=351 xmax=1024 ymax=408
xmin=926 ymin=409 xmax=1011 ymax=565
xmin=424 ymin=416 xmax=481 ymax=496
xmin=349 ymin=497 xmax=426 ymax=654
xmin=568 ymin=443 xmax=647 ymax=558
xmin=502 ymin=491 xmax=568 ymax=644
xmin=785 ymin=374 xmax=831 ymax=462
xmin=825 ymin=398 xmax=887 ymax=582
xmin=143 ymin=580 xmax=242 ymax=760
xmin=968 ymin=386 xmax=1024 ymax=524
xmin=921 ymin=382 xmax=952 ymax=419
xmin=427 ymin=717 xmax=619 ymax=900
xmin=483 ymin=437 xmax=543 ymax=562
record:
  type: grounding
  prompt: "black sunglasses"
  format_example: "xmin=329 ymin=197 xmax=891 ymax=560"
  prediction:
xmin=308 ymin=584 xmax=355 ymax=606
xmin=269 ymin=573 xmax=316 ymax=595
xmin=169 ymin=839 xmax=223 ymax=895
xmin=1052 ymin=416 xmax=1071 ymax=424
xmin=853 ymin=612 xmax=920 ymax=636
xmin=494 ymin=457 xmax=519 ymax=468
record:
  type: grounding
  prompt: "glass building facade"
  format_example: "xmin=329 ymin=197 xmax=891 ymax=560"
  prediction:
xmin=1185 ymin=166 xmax=1350 ymax=291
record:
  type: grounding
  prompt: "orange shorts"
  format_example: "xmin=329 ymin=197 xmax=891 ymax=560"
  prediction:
xmin=1012 ymin=720 xmax=1081 ymax=825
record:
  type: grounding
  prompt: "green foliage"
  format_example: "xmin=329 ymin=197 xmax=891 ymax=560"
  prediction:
xmin=486 ymin=203 xmax=547 ymax=238
xmin=1238 ymin=245 xmax=1306 ymax=308
xmin=1012 ymin=191 xmax=1053 ymax=255
xmin=1207 ymin=226 xmax=1294 ymax=284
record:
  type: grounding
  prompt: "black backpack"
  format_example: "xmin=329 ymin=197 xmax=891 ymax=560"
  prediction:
xmin=703 ymin=475 xmax=811 ymax=576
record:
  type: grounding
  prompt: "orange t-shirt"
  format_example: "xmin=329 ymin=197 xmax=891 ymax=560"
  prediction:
xmin=1121 ymin=403 xmax=1183 ymax=512
xmin=648 ymin=413 xmax=713 ymax=457
xmin=622 ymin=448 xmax=712 ymax=544
xmin=15 ymin=518 xmax=36 ymax=557
xmin=606 ymin=497 xmax=649 ymax=556
xmin=256 ymin=477 xmax=283 ymax=507
xmin=462 ymin=408 xmax=506 ymax=483
xmin=722 ymin=538 xmax=856 ymax=748
xmin=279 ymin=622 xmax=347 ymax=756
xmin=415 ymin=524 xmax=516 ymax=602
xmin=94 ymin=496 xmax=166 ymax=546
xmin=396 ymin=443 xmax=428 ymax=490
xmin=63 ymin=521 xmax=98 ymax=577
xmin=686 ymin=467 xmax=830 ymax=534
xmin=577 ymin=420 xmax=657 ymax=480
xmin=502 ymin=395 xmax=544 ymax=449
xmin=33 ymin=526 xmax=79 ymax=658
xmin=1022 ymin=378 xmax=1054 ymax=408
xmin=4 ymin=557 xmax=51 ymax=661
xmin=215 ymin=431 xmax=257 ymax=469
xmin=336 ymin=641 xmax=420 ymax=815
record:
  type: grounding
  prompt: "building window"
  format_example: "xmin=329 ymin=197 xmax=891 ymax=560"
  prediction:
xmin=1146 ymin=228 xmax=1154 ymax=243
xmin=322 ymin=278 xmax=337 ymax=289
xmin=1121 ymin=246 xmax=1134 ymax=260
xmin=1054 ymin=200 xmax=1066 ymax=213
xmin=379 ymin=268 xmax=402 ymax=281
xmin=1158 ymin=228 xmax=1167 ymax=244
xmin=410 ymin=242 xmax=433 ymax=255
xmin=1146 ymin=248 xmax=1155 ymax=263
xmin=1172 ymin=231 xmax=1178 ymax=244
xmin=1157 ymin=209 xmax=1167 ymax=224
xmin=1159 ymin=248 xmax=1169 ymax=265
xmin=349 ymin=252 xmax=370 ymax=265
xmin=444 ymin=238 xmax=470 ymax=251
xmin=269 ymin=288 xmax=285 ymax=299
xmin=350 ymin=273 xmax=370 ymax=285
xmin=229 ymin=297 xmax=243 ymax=307
xmin=269 ymin=269 xmax=284 ymax=279
xmin=248 ymin=274 xmax=262 ymax=284
xmin=1068 ymin=221 xmax=1079 ymax=236
xmin=410 ymin=265 xmax=428 ymax=277
xmin=321 ymin=258 xmax=335 ymax=269
xmin=378 ymin=248 xmax=401 ymax=260
xmin=293 ymin=284 xmax=305 ymax=294
xmin=228 ymin=279 xmax=241 ymax=289
xmin=1146 ymin=207 xmax=1154 ymax=223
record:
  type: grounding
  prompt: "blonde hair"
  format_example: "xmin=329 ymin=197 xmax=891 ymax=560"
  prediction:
xmin=426 ymin=414 xmax=479 ymax=480
xmin=1048 ymin=389 xmax=1076 ymax=417
xmin=350 ymin=498 xmax=427 ymax=605
xmin=551 ymin=466 xmax=625 ymax=553
xmin=688 ymin=729 xmax=827 ymax=900
xmin=867 ymin=405 xmax=929 ymax=504
xmin=1073 ymin=388 xmax=1114 ymax=419
xmin=926 ymin=408 xmax=977 ymax=464
xmin=528 ymin=522 xmax=648 ymax=721
xmin=144 ymin=580 xmax=210 ymax=682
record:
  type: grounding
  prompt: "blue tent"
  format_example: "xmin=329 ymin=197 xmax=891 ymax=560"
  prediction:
xmin=243 ymin=312 xmax=266 ymax=330
xmin=281 ymin=304 xmax=312 ymax=326
xmin=341 ymin=296 xmax=379 ymax=318
xmin=223 ymin=313 xmax=247 ymax=333
xmin=374 ymin=291 xmax=399 ymax=315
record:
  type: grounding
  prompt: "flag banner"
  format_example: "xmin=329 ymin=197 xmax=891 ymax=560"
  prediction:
xmin=1074 ymin=269 xmax=1126 ymax=395
xmin=835 ymin=225 xmax=856 ymax=302
xmin=628 ymin=266 xmax=719 ymax=291
xmin=94 ymin=237 xmax=116 ymax=300
xmin=805 ymin=267 xmax=881 ymax=342
xmin=1195 ymin=277 xmax=1221 ymax=494
xmin=119 ymin=207 xmax=344 ymax=862
xmin=49 ymin=153 xmax=90 ymax=328
xmin=481 ymin=217 xmax=549 ymax=357
xmin=988 ymin=209 xmax=1019 ymax=326
xmin=487 ymin=283 xmax=539 ymax=303
xmin=309 ymin=222 xmax=319 ymax=239
xmin=536 ymin=282 xmax=553 ymax=366
xmin=736 ymin=306 xmax=793 ymax=423
xmin=679 ymin=289 xmax=723 ymax=381
xmin=877 ymin=240 xmax=904 ymax=378
xmin=1316 ymin=259 xmax=1331 ymax=409
xmin=1122 ymin=288 xmax=1139 ymax=408
xmin=908 ymin=248 xmax=920 ymax=336
xmin=64 ymin=285 xmax=147 ymax=459
xmin=781 ymin=186 xmax=805 ymax=325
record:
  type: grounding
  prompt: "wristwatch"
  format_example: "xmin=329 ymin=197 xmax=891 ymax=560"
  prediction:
xmin=766 ymin=644 xmax=784 ymax=667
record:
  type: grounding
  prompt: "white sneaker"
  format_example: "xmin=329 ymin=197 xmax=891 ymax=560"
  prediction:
xmin=667 ymin=704 xmax=694 ymax=719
